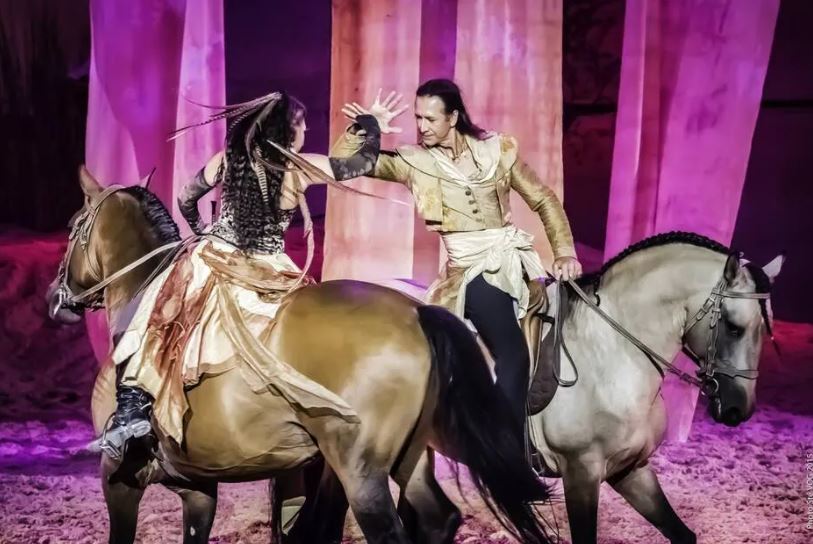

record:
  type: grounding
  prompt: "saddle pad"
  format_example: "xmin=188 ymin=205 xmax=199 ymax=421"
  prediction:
xmin=527 ymin=282 xmax=572 ymax=415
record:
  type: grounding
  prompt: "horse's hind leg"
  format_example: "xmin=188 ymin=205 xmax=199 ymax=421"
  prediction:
xmin=397 ymin=449 xmax=461 ymax=544
xmin=101 ymin=458 xmax=145 ymax=544
xmin=608 ymin=464 xmax=696 ymax=544
xmin=166 ymin=481 xmax=218 ymax=544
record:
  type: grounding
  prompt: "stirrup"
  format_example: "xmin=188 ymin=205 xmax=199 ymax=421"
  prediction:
xmin=88 ymin=419 xmax=153 ymax=461
xmin=523 ymin=415 xmax=554 ymax=479
xmin=529 ymin=451 xmax=547 ymax=478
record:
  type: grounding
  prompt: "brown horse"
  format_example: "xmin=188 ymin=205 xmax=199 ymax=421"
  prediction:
xmin=46 ymin=167 xmax=552 ymax=544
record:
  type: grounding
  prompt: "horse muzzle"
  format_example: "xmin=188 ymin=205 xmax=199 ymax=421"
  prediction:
xmin=46 ymin=281 xmax=84 ymax=324
xmin=709 ymin=397 xmax=744 ymax=427
xmin=708 ymin=376 xmax=754 ymax=427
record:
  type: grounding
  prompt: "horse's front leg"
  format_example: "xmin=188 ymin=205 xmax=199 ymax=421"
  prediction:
xmin=101 ymin=455 xmax=146 ymax=544
xmin=608 ymin=463 xmax=696 ymax=544
xmin=562 ymin=457 xmax=603 ymax=544
xmin=282 ymin=458 xmax=349 ymax=544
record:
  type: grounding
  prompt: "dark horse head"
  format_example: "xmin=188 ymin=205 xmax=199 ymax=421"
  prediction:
xmin=46 ymin=166 xmax=179 ymax=325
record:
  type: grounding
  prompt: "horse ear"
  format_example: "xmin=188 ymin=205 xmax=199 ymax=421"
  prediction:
xmin=724 ymin=252 xmax=739 ymax=283
xmin=78 ymin=165 xmax=103 ymax=197
xmin=139 ymin=167 xmax=157 ymax=190
xmin=762 ymin=254 xmax=785 ymax=284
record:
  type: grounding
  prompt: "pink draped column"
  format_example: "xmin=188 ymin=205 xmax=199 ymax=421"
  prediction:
xmin=84 ymin=0 xmax=225 ymax=362
xmin=454 ymin=0 xmax=564 ymax=268
xmin=324 ymin=0 xmax=566 ymax=282
xmin=323 ymin=0 xmax=449 ymax=285
xmin=606 ymin=0 xmax=779 ymax=440
xmin=172 ymin=0 xmax=227 ymax=227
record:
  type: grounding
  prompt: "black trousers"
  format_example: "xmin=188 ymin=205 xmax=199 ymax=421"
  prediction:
xmin=464 ymin=274 xmax=530 ymax=427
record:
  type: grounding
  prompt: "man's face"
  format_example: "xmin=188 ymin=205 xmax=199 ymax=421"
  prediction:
xmin=414 ymin=95 xmax=457 ymax=147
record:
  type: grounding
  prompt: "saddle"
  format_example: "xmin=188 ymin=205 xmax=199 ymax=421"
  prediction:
xmin=470 ymin=279 xmax=571 ymax=415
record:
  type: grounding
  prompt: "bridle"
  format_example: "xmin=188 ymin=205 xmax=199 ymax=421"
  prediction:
xmin=564 ymin=268 xmax=771 ymax=396
xmin=681 ymin=274 xmax=769 ymax=394
xmin=50 ymin=186 xmax=180 ymax=317
xmin=51 ymin=186 xmax=123 ymax=315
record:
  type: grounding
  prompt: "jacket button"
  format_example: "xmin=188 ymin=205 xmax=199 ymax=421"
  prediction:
xmin=472 ymin=209 xmax=479 ymax=214
xmin=468 ymin=199 xmax=476 ymax=205
xmin=465 ymin=190 xmax=472 ymax=196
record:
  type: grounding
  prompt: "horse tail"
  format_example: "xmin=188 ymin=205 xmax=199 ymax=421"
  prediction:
xmin=416 ymin=305 xmax=552 ymax=544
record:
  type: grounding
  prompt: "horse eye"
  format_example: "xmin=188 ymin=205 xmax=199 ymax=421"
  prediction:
xmin=724 ymin=319 xmax=744 ymax=338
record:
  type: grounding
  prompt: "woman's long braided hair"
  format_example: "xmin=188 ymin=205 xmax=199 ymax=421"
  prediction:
xmin=216 ymin=92 xmax=306 ymax=233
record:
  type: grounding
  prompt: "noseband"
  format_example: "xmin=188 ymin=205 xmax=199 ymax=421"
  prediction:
xmin=682 ymin=275 xmax=769 ymax=394
xmin=50 ymin=186 xmax=180 ymax=318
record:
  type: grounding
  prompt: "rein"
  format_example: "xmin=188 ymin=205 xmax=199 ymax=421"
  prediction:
xmin=53 ymin=182 xmax=314 ymax=317
xmin=51 ymin=186 xmax=181 ymax=315
xmin=561 ymin=273 xmax=769 ymax=393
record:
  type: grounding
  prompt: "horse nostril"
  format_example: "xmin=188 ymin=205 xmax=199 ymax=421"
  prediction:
xmin=722 ymin=407 xmax=742 ymax=426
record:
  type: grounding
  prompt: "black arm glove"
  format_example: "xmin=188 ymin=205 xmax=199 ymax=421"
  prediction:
xmin=328 ymin=114 xmax=381 ymax=181
xmin=177 ymin=168 xmax=215 ymax=235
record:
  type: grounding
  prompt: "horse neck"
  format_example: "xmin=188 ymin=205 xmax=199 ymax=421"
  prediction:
xmin=93 ymin=201 xmax=164 ymax=323
xmin=592 ymin=245 xmax=725 ymax=375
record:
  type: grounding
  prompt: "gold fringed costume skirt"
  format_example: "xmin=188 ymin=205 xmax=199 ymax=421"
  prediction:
xmin=112 ymin=238 xmax=358 ymax=445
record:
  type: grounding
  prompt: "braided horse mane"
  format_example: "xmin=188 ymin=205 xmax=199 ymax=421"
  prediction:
xmin=577 ymin=231 xmax=773 ymax=335
xmin=119 ymin=185 xmax=181 ymax=244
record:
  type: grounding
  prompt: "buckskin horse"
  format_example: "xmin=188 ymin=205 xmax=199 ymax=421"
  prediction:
xmin=46 ymin=167 xmax=552 ymax=544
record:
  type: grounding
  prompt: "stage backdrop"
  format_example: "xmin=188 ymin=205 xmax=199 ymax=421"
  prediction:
xmin=84 ymin=0 xmax=225 ymax=362
xmin=322 ymin=0 xmax=565 ymax=285
xmin=323 ymin=0 xmax=435 ymax=285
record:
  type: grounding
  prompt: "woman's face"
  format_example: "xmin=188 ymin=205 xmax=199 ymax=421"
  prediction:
xmin=292 ymin=114 xmax=306 ymax=152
